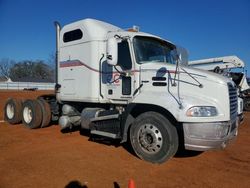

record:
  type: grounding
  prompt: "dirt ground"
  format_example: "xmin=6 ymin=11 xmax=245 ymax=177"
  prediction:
xmin=0 ymin=90 xmax=250 ymax=188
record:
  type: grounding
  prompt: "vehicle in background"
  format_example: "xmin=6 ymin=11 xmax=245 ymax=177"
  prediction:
xmin=189 ymin=56 xmax=250 ymax=113
xmin=242 ymin=76 xmax=250 ymax=111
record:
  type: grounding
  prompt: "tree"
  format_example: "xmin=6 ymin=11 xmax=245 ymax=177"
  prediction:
xmin=46 ymin=52 xmax=56 ymax=81
xmin=0 ymin=58 xmax=15 ymax=78
xmin=47 ymin=52 xmax=56 ymax=68
xmin=9 ymin=60 xmax=54 ymax=82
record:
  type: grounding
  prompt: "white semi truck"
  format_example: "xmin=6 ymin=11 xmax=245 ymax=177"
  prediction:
xmin=189 ymin=56 xmax=250 ymax=112
xmin=4 ymin=19 xmax=239 ymax=163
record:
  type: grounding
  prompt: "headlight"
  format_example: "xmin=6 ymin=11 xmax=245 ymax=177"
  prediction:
xmin=186 ymin=106 xmax=217 ymax=117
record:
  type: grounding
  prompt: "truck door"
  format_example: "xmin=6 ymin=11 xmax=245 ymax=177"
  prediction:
xmin=105 ymin=40 xmax=134 ymax=101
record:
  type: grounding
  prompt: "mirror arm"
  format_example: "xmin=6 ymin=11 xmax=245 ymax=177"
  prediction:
xmin=114 ymin=66 xmax=127 ymax=77
xmin=114 ymin=34 xmax=122 ymax=39
xmin=107 ymin=55 xmax=112 ymax=60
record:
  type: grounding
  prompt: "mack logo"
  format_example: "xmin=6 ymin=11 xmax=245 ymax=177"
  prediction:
xmin=107 ymin=73 xmax=120 ymax=85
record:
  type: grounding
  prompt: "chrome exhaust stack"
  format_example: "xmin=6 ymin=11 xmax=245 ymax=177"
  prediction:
xmin=54 ymin=21 xmax=61 ymax=90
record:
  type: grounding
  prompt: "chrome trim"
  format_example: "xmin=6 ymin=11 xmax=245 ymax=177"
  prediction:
xmin=228 ymin=83 xmax=238 ymax=119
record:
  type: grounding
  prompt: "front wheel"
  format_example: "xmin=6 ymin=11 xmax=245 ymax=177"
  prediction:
xmin=129 ymin=112 xmax=178 ymax=164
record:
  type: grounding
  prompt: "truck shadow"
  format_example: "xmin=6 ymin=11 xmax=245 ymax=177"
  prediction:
xmin=65 ymin=180 xmax=120 ymax=188
xmin=88 ymin=135 xmax=122 ymax=148
xmin=174 ymin=126 xmax=204 ymax=158
xmin=60 ymin=126 xmax=82 ymax=134
xmin=65 ymin=180 xmax=88 ymax=188
xmin=61 ymin=127 xmax=122 ymax=147
xmin=61 ymin=127 xmax=203 ymax=159
xmin=174 ymin=149 xmax=203 ymax=158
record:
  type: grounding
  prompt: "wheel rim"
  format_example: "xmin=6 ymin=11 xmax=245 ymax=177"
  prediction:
xmin=23 ymin=106 xmax=32 ymax=124
xmin=138 ymin=123 xmax=163 ymax=154
xmin=6 ymin=104 xmax=14 ymax=119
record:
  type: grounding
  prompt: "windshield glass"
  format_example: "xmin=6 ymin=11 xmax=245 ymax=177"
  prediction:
xmin=133 ymin=36 xmax=176 ymax=64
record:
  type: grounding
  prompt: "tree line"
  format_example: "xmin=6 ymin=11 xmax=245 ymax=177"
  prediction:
xmin=0 ymin=56 xmax=55 ymax=82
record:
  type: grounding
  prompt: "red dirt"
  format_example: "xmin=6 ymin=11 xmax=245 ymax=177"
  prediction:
xmin=0 ymin=90 xmax=250 ymax=188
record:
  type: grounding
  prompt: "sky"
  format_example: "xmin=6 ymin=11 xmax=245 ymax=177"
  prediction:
xmin=0 ymin=0 xmax=250 ymax=75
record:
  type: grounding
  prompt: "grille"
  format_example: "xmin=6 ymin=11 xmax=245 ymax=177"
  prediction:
xmin=228 ymin=83 xmax=238 ymax=119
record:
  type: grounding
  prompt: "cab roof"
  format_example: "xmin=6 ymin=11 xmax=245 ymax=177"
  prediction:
xmin=60 ymin=18 xmax=175 ymax=47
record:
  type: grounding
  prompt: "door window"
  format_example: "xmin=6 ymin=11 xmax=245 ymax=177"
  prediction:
xmin=117 ymin=41 xmax=132 ymax=70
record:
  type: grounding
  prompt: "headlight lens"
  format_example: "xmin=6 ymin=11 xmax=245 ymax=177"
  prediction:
xmin=186 ymin=106 xmax=217 ymax=117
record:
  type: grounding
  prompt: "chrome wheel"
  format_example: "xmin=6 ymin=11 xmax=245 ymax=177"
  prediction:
xmin=130 ymin=112 xmax=179 ymax=163
xmin=138 ymin=123 xmax=163 ymax=154
xmin=23 ymin=106 xmax=32 ymax=124
xmin=6 ymin=104 xmax=15 ymax=119
xmin=4 ymin=98 xmax=23 ymax=124
xmin=22 ymin=99 xmax=42 ymax=129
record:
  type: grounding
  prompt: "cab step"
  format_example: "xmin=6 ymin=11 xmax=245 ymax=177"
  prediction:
xmin=90 ymin=114 xmax=119 ymax=122
xmin=90 ymin=130 xmax=120 ymax=139
xmin=89 ymin=115 xmax=121 ymax=139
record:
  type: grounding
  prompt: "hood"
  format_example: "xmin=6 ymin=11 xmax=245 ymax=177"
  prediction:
xmin=139 ymin=62 xmax=233 ymax=86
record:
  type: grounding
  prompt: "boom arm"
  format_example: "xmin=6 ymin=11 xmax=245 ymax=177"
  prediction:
xmin=188 ymin=55 xmax=245 ymax=70
xmin=189 ymin=55 xmax=249 ymax=91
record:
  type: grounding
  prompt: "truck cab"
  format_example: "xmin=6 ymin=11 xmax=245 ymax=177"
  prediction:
xmin=4 ymin=18 xmax=239 ymax=164
xmin=53 ymin=19 xmax=239 ymax=163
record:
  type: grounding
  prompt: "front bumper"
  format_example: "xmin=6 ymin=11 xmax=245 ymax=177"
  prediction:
xmin=183 ymin=119 xmax=238 ymax=151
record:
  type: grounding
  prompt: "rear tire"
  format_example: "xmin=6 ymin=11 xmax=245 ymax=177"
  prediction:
xmin=129 ymin=112 xmax=178 ymax=164
xmin=22 ymin=100 xmax=42 ymax=129
xmin=4 ymin=98 xmax=22 ymax=124
xmin=37 ymin=99 xmax=51 ymax=128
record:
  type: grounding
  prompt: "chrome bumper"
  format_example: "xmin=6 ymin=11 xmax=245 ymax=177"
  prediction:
xmin=183 ymin=119 xmax=238 ymax=151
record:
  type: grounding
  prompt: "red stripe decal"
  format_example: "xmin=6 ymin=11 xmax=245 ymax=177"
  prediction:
xmin=60 ymin=61 xmax=83 ymax=68
xmin=59 ymin=60 xmax=201 ymax=76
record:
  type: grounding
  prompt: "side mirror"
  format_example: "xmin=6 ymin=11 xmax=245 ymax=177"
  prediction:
xmin=107 ymin=38 xmax=118 ymax=66
xmin=171 ymin=49 xmax=179 ymax=61
xmin=176 ymin=46 xmax=189 ymax=66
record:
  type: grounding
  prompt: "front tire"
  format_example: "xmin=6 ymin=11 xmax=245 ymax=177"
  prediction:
xmin=22 ymin=100 xmax=42 ymax=129
xmin=129 ymin=112 xmax=178 ymax=164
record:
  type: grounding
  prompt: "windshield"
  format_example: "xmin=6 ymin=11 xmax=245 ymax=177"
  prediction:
xmin=133 ymin=36 xmax=176 ymax=64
